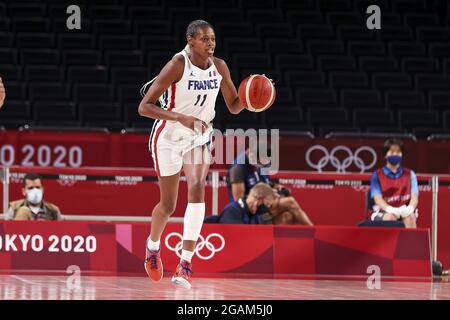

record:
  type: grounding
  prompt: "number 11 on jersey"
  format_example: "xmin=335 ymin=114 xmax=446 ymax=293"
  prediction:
xmin=194 ymin=94 xmax=207 ymax=107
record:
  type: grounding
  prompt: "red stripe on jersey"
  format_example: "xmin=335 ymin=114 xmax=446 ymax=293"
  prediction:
xmin=153 ymin=83 xmax=176 ymax=176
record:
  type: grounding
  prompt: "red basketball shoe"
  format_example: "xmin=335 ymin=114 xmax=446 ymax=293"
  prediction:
xmin=144 ymin=247 xmax=163 ymax=282
xmin=171 ymin=260 xmax=193 ymax=289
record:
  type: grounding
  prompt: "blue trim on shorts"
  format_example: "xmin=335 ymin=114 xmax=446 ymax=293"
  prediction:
xmin=148 ymin=119 xmax=160 ymax=154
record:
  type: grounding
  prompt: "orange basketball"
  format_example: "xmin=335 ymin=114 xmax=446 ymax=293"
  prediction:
xmin=238 ymin=74 xmax=276 ymax=112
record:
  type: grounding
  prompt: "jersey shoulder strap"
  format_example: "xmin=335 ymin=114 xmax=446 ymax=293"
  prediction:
xmin=140 ymin=49 xmax=188 ymax=100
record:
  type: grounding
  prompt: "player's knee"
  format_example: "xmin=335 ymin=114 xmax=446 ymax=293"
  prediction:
xmin=158 ymin=202 xmax=177 ymax=216
xmin=188 ymin=179 xmax=205 ymax=195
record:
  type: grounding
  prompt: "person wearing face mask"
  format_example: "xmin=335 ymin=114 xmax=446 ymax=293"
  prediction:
xmin=218 ymin=183 xmax=277 ymax=224
xmin=227 ymin=144 xmax=313 ymax=225
xmin=369 ymin=138 xmax=418 ymax=228
xmin=6 ymin=173 xmax=62 ymax=221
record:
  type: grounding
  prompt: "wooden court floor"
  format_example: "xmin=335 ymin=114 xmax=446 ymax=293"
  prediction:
xmin=0 ymin=274 xmax=449 ymax=300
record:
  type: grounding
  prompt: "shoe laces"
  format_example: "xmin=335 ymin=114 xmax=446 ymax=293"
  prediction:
xmin=179 ymin=262 xmax=193 ymax=277
xmin=146 ymin=252 xmax=159 ymax=269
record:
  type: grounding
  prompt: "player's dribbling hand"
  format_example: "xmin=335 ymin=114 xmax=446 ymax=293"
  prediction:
xmin=178 ymin=114 xmax=208 ymax=134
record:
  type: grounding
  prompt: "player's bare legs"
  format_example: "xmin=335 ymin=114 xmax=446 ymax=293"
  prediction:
xmin=150 ymin=172 xmax=181 ymax=242
xmin=145 ymin=172 xmax=180 ymax=282
xmin=171 ymin=145 xmax=210 ymax=288
xmin=182 ymin=145 xmax=210 ymax=250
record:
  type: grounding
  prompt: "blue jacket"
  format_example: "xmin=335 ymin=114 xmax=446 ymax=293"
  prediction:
xmin=218 ymin=198 xmax=264 ymax=224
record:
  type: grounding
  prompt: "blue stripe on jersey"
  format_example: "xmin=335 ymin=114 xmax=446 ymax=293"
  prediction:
xmin=148 ymin=86 xmax=171 ymax=153
xmin=149 ymin=119 xmax=160 ymax=153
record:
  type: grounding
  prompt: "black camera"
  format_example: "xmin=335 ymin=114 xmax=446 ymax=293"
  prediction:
xmin=268 ymin=182 xmax=290 ymax=197
xmin=256 ymin=204 xmax=273 ymax=224
xmin=278 ymin=187 xmax=290 ymax=197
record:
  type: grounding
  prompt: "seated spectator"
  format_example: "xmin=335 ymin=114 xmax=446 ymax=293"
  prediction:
xmin=369 ymin=138 xmax=418 ymax=228
xmin=227 ymin=145 xmax=313 ymax=225
xmin=0 ymin=77 xmax=5 ymax=108
xmin=6 ymin=173 xmax=62 ymax=221
xmin=218 ymin=183 xmax=277 ymax=224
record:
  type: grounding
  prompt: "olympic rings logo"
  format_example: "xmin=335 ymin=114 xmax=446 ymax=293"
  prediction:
xmin=56 ymin=179 xmax=77 ymax=187
xmin=164 ymin=232 xmax=225 ymax=260
xmin=305 ymin=145 xmax=377 ymax=173
xmin=352 ymin=185 xmax=371 ymax=192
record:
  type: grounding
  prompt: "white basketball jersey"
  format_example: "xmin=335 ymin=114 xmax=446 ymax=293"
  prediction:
xmin=144 ymin=50 xmax=222 ymax=161
xmin=144 ymin=50 xmax=221 ymax=128
xmin=170 ymin=50 xmax=222 ymax=123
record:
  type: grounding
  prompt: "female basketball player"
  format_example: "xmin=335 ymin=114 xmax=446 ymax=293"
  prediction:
xmin=138 ymin=20 xmax=245 ymax=288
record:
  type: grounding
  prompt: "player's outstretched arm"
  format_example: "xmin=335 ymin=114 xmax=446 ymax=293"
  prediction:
xmin=214 ymin=58 xmax=245 ymax=115
xmin=0 ymin=77 xmax=5 ymax=108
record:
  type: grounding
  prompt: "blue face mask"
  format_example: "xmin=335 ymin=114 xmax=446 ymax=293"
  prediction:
xmin=387 ymin=155 xmax=402 ymax=166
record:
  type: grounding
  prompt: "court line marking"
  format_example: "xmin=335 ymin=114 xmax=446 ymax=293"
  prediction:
xmin=9 ymin=275 xmax=37 ymax=285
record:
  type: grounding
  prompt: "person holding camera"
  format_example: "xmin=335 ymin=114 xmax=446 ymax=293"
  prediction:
xmin=227 ymin=145 xmax=313 ymax=225
xmin=218 ymin=183 xmax=277 ymax=224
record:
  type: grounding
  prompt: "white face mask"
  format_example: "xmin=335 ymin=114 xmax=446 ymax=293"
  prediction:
xmin=26 ymin=188 xmax=43 ymax=205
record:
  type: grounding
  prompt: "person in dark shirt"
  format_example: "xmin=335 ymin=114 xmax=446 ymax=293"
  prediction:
xmin=219 ymin=182 xmax=277 ymax=224
xmin=227 ymin=145 xmax=313 ymax=225
xmin=227 ymin=144 xmax=271 ymax=202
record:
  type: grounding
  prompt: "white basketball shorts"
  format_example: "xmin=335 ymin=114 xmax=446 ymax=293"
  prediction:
xmin=149 ymin=121 xmax=213 ymax=177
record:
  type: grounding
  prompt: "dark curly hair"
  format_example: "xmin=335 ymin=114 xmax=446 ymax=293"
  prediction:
xmin=186 ymin=19 xmax=213 ymax=38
